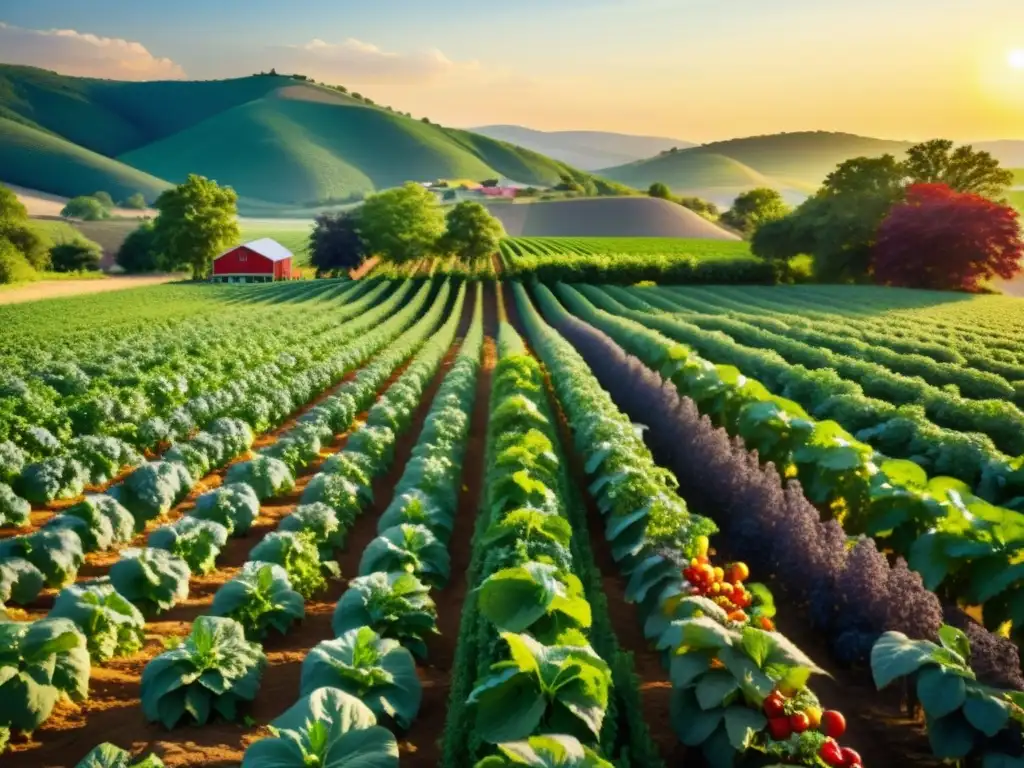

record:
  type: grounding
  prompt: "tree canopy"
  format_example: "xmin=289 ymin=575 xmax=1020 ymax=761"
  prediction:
xmin=358 ymin=183 xmax=445 ymax=263
xmin=152 ymin=175 xmax=240 ymax=278
xmin=720 ymin=188 xmax=789 ymax=236
xmin=117 ymin=222 xmax=162 ymax=273
xmin=440 ymin=201 xmax=505 ymax=263
xmin=93 ymin=191 xmax=115 ymax=210
xmin=309 ymin=211 xmax=366 ymax=276
xmin=874 ymin=183 xmax=1023 ymax=292
xmin=902 ymin=140 xmax=1014 ymax=199
xmin=61 ymin=196 xmax=109 ymax=221
xmin=120 ymin=192 xmax=148 ymax=210
xmin=0 ymin=237 xmax=34 ymax=285
xmin=0 ymin=184 xmax=48 ymax=270
xmin=50 ymin=241 xmax=102 ymax=273
xmin=648 ymin=182 xmax=672 ymax=199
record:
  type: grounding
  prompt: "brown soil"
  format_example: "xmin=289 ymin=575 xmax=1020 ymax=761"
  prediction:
xmin=349 ymin=257 xmax=379 ymax=280
xmin=400 ymin=283 xmax=498 ymax=767
xmin=0 ymin=275 xmax=180 ymax=307
xmin=4 ymin=310 xmax=471 ymax=767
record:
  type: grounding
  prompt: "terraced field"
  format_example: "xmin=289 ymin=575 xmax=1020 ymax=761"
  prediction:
xmin=3 ymin=278 xmax=1024 ymax=768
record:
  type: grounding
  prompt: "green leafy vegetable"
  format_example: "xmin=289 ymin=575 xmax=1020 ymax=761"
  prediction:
xmin=191 ymin=483 xmax=260 ymax=536
xmin=109 ymin=547 xmax=190 ymax=614
xmin=211 ymin=562 xmax=305 ymax=641
xmin=359 ymin=524 xmax=450 ymax=588
xmin=49 ymin=582 xmax=145 ymax=662
xmin=148 ymin=517 xmax=229 ymax=575
xmin=249 ymin=531 xmax=332 ymax=599
xmin=332 ymin=571 xmax=437 ymax=659
xmin=475 ymin=735 xmax=614 ymax=767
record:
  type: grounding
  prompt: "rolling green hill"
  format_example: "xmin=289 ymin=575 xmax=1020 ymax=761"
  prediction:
xmin=601 ymin=131 xmax=914 ymax=204
xmin=0 ymin=65 xmax=613 ymax=210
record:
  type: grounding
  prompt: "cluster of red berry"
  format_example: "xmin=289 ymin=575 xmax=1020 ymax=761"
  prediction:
xmin=682 ymin=539 xmax=772 ymax=629
xmin=763 ymin=691 xmax=862 ymax=766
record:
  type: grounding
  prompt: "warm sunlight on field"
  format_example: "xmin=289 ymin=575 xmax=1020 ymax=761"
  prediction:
xmin=1010 ymin=49 xmax=1024 ymax=69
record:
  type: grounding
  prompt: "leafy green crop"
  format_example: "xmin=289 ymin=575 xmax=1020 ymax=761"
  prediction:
xmin=148 ymin=517 xmax=229 ymax=575
xmin=49 ymin=582 xmax=145 ymax=662
xmin=0 ymin=528 xmax=85 ymax=587
xmin=66 ymin=495 xmax=136 ymax=545
xmin=475 ymin=735 xmax=614 ymax=768
xmin=191 ymin=482 xmax=260 ymax=536
xmin=280 ymin=502 xmax=344 ymax=560
xmin=478 ymin=563 xmax=592 ymax=642
xmin=109 ymin=547 xmax=191 ymax=614
xmin=225 ymin=455 xmax=294 ymax=501
xmin=0 ymin=482 xmax=30 ymax=527
xmin=0 ymin=617 xmax=90 ymax=732
xmin=211 ymin=562 xmax=305 ymax=641
xmin=241 ymin=687 xmax=398 ymax=768
xmin=300 ymin=626 xmax=421 ymax=728
xmin=249 ymin=531 xmax=333 ymax=599
xmin=115 ymin=461 xmax=194 ymax=529
xmin=74 ymin=742 xmax=165 ymax=767
xmin=468 ymin=633 xmax=611 ymax=744
xmin=141 ymin=616 xmax=265 ymax=729
xmin=332 ymin=571 xmax=437 ymax=659
xmin=0 ymin=557 xmax=44 ymax=607
xmin=359 ymin=524 xmax=450 ymax=588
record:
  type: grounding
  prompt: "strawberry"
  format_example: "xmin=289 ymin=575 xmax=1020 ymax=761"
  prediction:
xmin=767 ymin=716 xmax=791 ymax=741
xmin=763 ymin=692 xmax=785 ymax=718
xmin=821 ymin=710 xmax=846 ymax=738
xmin=840 ymin=748 xmax=862 ymax=767
xmin=818 ymin=738 xmax=844 ymax=767
xmin=789 ymin=712 xmax=810 ymax=733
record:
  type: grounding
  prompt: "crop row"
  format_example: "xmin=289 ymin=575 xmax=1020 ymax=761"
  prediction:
xmin=547 ymin=284 xmax=1024 ymax=646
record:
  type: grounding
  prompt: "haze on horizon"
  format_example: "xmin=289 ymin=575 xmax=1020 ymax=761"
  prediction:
xmin=1 ymin=0 xmax=1023 ymax=144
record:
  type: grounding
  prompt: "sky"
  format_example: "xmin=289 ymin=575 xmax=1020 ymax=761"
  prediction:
xmin=1 ymin=0 xmax=1023 ymax=143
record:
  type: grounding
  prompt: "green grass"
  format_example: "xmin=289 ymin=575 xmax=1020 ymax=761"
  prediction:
xmin=1010 ymin=168 xmax=1024 ymax=186
xmin=28 ymin=218 xmax=101 ymax=248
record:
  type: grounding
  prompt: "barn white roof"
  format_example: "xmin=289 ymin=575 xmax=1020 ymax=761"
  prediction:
xmin=215 ymin=238 xmax=293 ymax=262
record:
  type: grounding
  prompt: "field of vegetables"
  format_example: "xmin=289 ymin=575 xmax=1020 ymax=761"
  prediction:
xmin=3 ymin=276 xmax=1024 ymax=768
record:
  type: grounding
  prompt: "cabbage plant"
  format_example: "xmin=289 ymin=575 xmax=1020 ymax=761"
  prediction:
xmin=67 ymin=435 xmax=142 ymax=485
xmin=299 ymin=473 xmax=366 ymax=530
xmin=477 ymin=563 xmax=592 ymax=641
xmin=44 ymin=508 xmax=115 ymax=553
xmin=241 ymin=687 xmax=398 ymax=768
xmin=115 ymin=461 xmax=194 ymax=529
xmin=476 ymin=735 xmax=614 ymax=768
xmin=0 ymin=558 xmax=45 ymax=607
xmin=300 ymin=627 xmax=422 ymax=728
xmin=191 ymin=483 xmax=260 ymax=536
xmin=74 ymin=743 xmax=165 ymax=768
xmin=249 ymin=531 xmax=333 ymax=599
xmin=141 ymin=615 xmax=265 ymax=729
xmin=0 ymin=483 xmax=30 ymax=528
xmin=49 ymin=582 xmax=146 ymax=662
xmin=211 ymin=562 xmax=304 ymax=641
xmin=359 ymin=524 xmax=450 ymax=588
xmin=332 ymin=572 xmax=437 ymax=659
xmin=18 ymin=456 xmax=88 ymax=503
xmin=109 ymin=548 xmax=190 ymax=615
xmin=148 ymin=517 xmax=229 ymax=575
xmin=279 ymin=503 xmax=344 ymax=560
xmin=225 ymin=456 xmax=294 ymax=500
xmin=0 ymin=617 xmax=90 ymax=732
xmin=0 ymin=528 xmax=85 ymax=587
xmin=468 ymin=633 xmax=611 ymax=743
xmin=66 ymin=495 xmax=135 ymax=545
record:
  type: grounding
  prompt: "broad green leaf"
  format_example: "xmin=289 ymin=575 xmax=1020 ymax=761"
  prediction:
xmin=871 ymin=631 xmax=935 ymax=689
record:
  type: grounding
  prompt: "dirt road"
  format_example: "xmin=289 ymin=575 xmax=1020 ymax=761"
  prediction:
xmin=0 ymin=275 xmax=180 ymax=306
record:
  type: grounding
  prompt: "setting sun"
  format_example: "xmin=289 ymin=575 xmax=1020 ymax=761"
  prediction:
xmin=1009 ymin=49 xmax=1024 ymax=69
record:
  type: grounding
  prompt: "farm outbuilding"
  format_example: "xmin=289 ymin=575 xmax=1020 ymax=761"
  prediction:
xmin=211 ymin=238 xmax=293 ymax=282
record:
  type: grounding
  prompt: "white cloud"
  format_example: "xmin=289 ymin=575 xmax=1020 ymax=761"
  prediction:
xmin=273 ymin=37 xmax=478 ymax=85
xmin=0 ymin=22 xmax=186 ymax=80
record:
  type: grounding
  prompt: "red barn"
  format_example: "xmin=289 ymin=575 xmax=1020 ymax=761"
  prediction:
xmin=211 ymin=238 xmax=293 ymax=283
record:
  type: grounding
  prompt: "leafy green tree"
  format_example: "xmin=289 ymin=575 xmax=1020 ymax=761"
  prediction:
xmin=116 ymin=222 xmax=162 ymax=273
xmin=93 ymin=191 xmax=115 ymax=210
xmin=50 ymin=241 xmax=102 ymax=273
xmin=678 ymin=196 xmax=720 ymax=219
xmin=0 ymin=184 xmax=48 ymax=269
xmin=120 ymin=192 xmax=148 ymax=210
xmin=648 ymin=182 xmax=672 ymax=199
xmin=309 ymin=211 xmax=366 ymax=276
xmin=0 ymin=237 xmax=35 ymax=284
xmin=751 ymin=215 xmax=815 ymax=281
xmin=358 ymin=183 xmax=445 ymax=263
xmin=481 ymin=179 xmax=500 ymax=188
xmin=902 ymin=139 xmax=1013 ymax=199
xmin=60 ymin=196 xmax=109 ymax=221
xmin=440 ymin=201 xmax=505 ymax=263
xmin=720 ymin=188 xmax=790 ymax=235
xmin=152 ymin=175 xmax=240 ymax=278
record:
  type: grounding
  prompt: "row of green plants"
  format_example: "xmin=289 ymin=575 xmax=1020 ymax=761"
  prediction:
xmin=441 ymin=317 xmax=662 ymax=768
xmin=517 ymin=281 xmax=869 ymax=767
xmin=0 ymin=280 xmax=395 ymax=519
xmin=0 ymin=283 xmax=451 ymax=753
xmin=232 ymin=281 xmax=473 ymax=766
xmin=557 ymin=283 xmax=1024 ymax=646
xmin=641 ymin=286 xmax=1024 ymax=456
xmin=0 ymin=282 xmax=434 ymax=611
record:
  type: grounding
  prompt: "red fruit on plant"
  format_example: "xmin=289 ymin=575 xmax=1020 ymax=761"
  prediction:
xmin=789 ymin=712 xmax=810 ymax=733
xmin=840 ymin=748 xmax=862 ymax=767
xmin=818 ymin=738 xmax=844 ymax=767
xmin=821 ymin=710 xmax=846 ymax=738
xmin=767 ymin=716 xmax=792 ymax=741
xmin=763 ymin=693 xmax=786 ymax=718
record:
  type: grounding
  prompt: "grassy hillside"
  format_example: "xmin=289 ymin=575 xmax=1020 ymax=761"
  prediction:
xmin=0 ymin=117 xmax=171 ymax=201
xmin=0 ymin=66 xmax=613 ymax=209
xmin=1011 ymin=168 xmax=1024 ymax=186
xmin=603 ymin=151 xmax=770 ymax=192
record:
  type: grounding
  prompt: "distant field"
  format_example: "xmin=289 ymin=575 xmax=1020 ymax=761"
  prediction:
xmin=502 ymin=236 xmax=753 ymax=259
xmin=1010 ymin=168 xmax=1024 ymax=186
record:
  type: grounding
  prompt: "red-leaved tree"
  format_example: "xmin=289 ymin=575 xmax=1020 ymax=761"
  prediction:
xmin=873 ymin=183 xmax=1023 ymax=292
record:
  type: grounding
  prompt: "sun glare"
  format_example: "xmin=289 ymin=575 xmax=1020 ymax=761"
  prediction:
xmin=1009 ymin=49 xmax=1024 ymax=69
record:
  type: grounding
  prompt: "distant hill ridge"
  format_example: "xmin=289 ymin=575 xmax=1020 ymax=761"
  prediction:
xmin=0 ymin=65 xmax=622 ymax=212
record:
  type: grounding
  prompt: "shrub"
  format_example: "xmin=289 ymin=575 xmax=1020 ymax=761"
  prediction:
xmin=50 ymin=241 xmax=102 ymax=273
xmin=64 ymin=495 xmax=135 ymax=545
xmin=49 ymin=583 xmax=145 ymax=662
xmin=279 ymin=502 xmax=344 ymax=560
xmin=61 ymin=196 xmax=109 ymax=221
xmin=120 ymin=192 xmax=148 ymax=210
xmin=0 ymin=237 xmax=35 ymax=284
xmin=116 ymin=222 xmax=161 ymax=273
xmin=141 ymin=616 xmax=265 ymax=728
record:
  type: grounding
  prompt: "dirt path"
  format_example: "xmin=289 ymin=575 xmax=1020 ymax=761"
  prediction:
xmin=402 ymin=284 xmax=498 ymax=767
xmin=0 ymin=275 xmax=181 ymax=306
